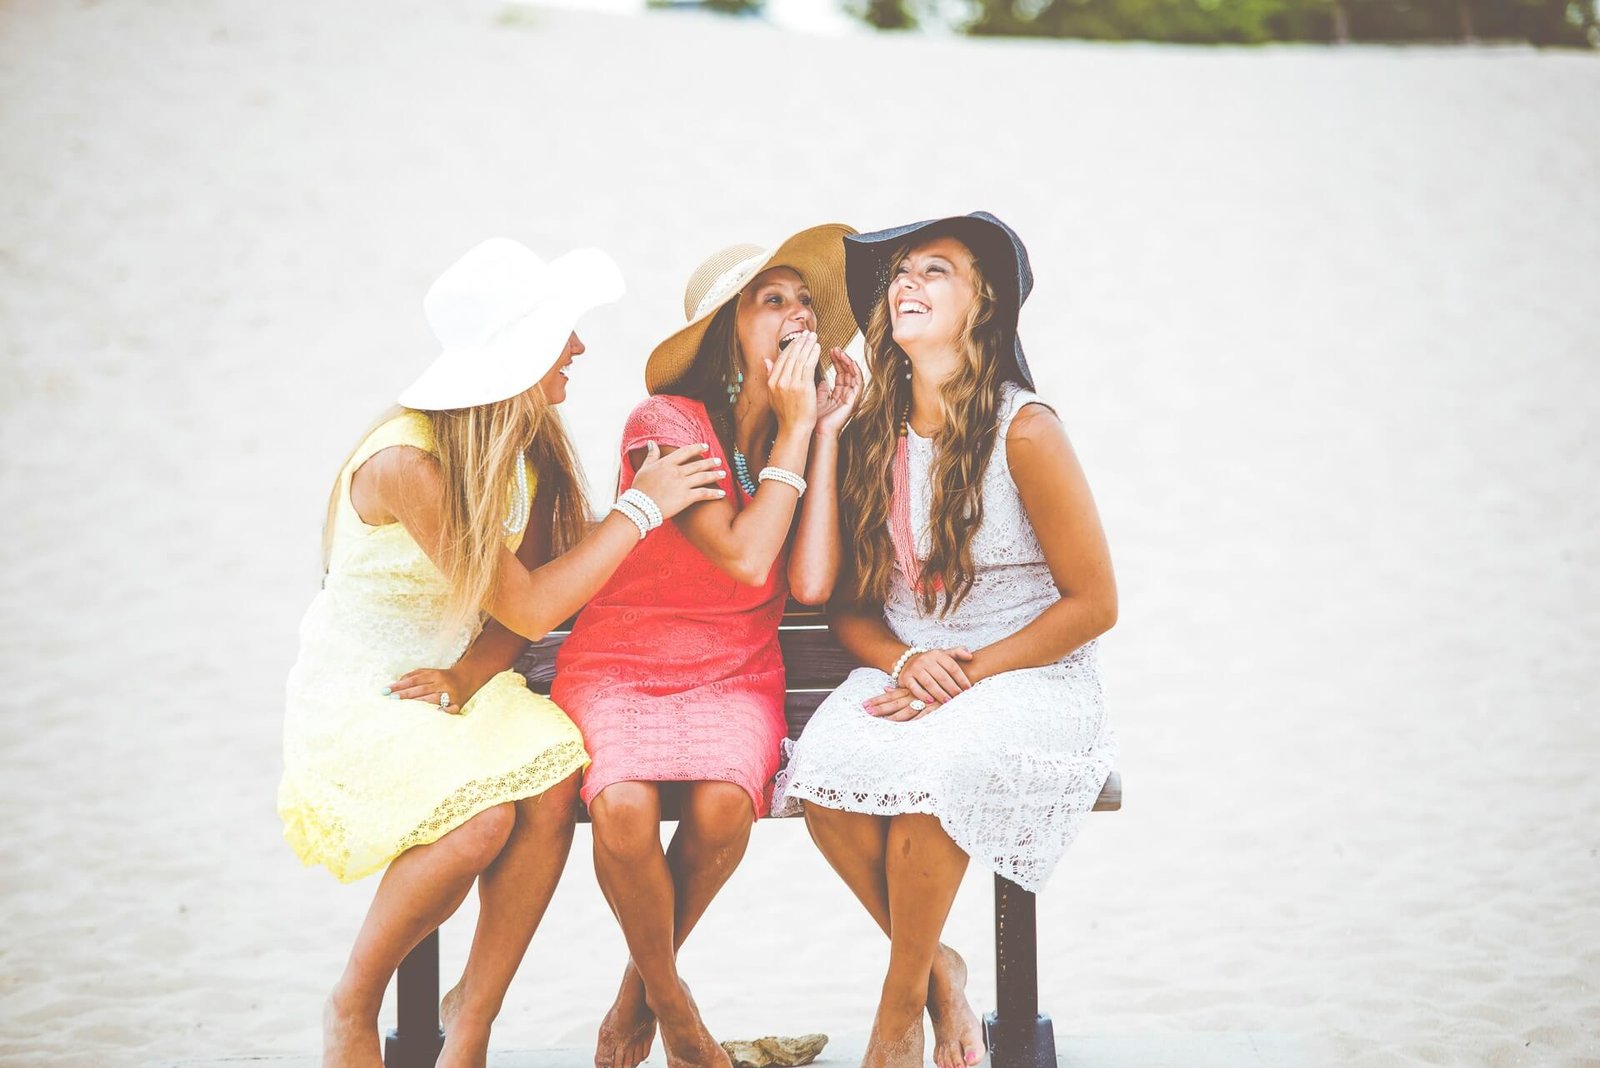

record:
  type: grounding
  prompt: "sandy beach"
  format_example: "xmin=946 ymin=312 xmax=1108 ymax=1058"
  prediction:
xmin=1 ymin=2 xmax=1597 ymax=1066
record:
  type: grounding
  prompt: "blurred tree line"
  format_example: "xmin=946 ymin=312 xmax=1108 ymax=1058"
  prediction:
xmin=846 ymin=0 xmax=1598 ymax=43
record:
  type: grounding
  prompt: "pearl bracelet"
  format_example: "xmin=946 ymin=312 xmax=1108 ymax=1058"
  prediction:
xmin=889 ymin=645 xmax=928 ymax=687
xmin=611 ymin=498 xmax=651 ymax=539
xmin=618 ymin=488 xmax=663 ymax=530
xmin=757 ymin=466 xmax=807 ymax=497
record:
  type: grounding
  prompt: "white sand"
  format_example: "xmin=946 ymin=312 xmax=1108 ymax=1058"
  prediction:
xmin=2 ymin=2 xmax=1597 ymax=1066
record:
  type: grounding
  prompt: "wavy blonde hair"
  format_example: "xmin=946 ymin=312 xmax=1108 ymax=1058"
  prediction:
xmin=324 ymin=388 xmax=591 ymax=631
xmin=838 ymin=236 xmax=1004 ymax=616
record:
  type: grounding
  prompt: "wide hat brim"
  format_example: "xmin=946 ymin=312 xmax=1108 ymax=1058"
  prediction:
xmin=843 ymin=211 xmax=1035 ymax=390
xmin=399 ymin=248 xmax=625 ymax=411
xmin=645 ymin=223 xmax=859 ymax=396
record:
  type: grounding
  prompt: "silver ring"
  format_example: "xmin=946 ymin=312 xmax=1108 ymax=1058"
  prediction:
xmin=439 ymin=692 xmax=451 ymax=710
xmin=908 ymin=699 xmax=927 ymax=713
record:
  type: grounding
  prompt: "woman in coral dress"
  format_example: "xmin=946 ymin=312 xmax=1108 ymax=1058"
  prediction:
xmin=551 ymin=225 xmax=861 ymax=1068
xmin=278 ymin=239 xmax=725 ymax=1068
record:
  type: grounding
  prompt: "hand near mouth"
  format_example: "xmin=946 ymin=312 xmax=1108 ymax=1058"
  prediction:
xmin=814 ymin=347 xmax=863 ymax=439
xmin=765 ymin=330 xmax=821 ymax=434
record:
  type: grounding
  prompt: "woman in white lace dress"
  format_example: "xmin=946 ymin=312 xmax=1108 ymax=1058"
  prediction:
xmin=773 ymin=212 xmax=1118 ymax=1068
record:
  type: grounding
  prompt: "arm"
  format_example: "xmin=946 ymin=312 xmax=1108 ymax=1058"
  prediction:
xmin=962 ymin=403 xmax=1117 ymax=684
xmin=832 ymin=597 xmax=975 ymax=717
xmin=630 ymin=334 xmax=822 ymax=587
xmin=828 ymin=599 xmax=907 ymax=675
xmin=385 ymin=476 xmax=558 ymax=710
xmin=360 ymin=439 xmax=725 ymax=642
xmin=787 ymin=351 xmax=862 ymax=604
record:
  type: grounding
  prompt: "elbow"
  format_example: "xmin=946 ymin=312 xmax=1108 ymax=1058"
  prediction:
xmin=495 ymin=608 xmax=553 ymax=643
xmin=789 ymin=576 xmax=834 ymax=606
xmin=1090 ymin=592 xmax=1118 ymax=638
xmin=723 ymin=553 xmax=776 ymax=588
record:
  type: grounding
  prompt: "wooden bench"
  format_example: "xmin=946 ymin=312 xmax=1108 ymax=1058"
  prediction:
xmin=385 ymin=601 xmax=1121 ymax=1068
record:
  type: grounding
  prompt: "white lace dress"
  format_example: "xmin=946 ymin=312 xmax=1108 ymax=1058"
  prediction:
xmin=773 ymin=384 xmax=1116 ymax=892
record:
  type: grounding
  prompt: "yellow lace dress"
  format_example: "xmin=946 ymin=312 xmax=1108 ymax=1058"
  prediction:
xmin=278 ymin=411 xmax=589 ymax=883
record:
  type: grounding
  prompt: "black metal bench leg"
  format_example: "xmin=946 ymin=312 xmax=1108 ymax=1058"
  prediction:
xmin=384 ymin=928 xmax=445 ymax=1068
xmin=983 ymin=874 xmax=1056 ymax=1068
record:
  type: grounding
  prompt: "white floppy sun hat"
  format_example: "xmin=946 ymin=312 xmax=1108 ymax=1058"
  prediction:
xmin=398 ymin=238 xmax=626 ymax=410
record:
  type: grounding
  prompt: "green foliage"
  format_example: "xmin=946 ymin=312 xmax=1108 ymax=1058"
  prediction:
xmin=849 ymin=0 xmax=920 ymax=28
xmin=969 ymin=0 xmax=1295 ymax=43
xmin=902 ymin=0 xmax=1597 ymax=43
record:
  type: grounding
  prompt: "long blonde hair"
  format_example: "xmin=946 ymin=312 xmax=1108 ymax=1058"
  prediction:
xmin=838 ymin=237 xmax=1004 ymax=616
xmin=323 ymin=387 xmax=591 ymax=630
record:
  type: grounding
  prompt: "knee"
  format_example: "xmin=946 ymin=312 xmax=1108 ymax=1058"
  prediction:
xmin=518 ymin=771 xmax=581 ymax=830
xmin=683 ymin=782 xmax=754 ymax=851
xmin=451 ymin=802 xmax=515 ymax=867
xmin=590 ymin=782 xmax=661 ymax=861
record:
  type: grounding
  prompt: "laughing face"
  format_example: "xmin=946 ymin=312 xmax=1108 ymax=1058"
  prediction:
xmin=535 ymin=331 xmax=585 ymax=404
xmin=887 ymin=236 xmax=979 ymax=353
xmin=736 ymin=266 xmax=816 ymax=377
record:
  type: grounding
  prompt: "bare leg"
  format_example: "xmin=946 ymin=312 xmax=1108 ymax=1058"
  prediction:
xmin=803 ymin=804 xmax=984 ymax=1068
xmin=863 ymin=813 xmax=969 ymax=1068
xmin=323 ymin=804 xmax=516 ymax=1068
xmin=591 ymin=782 xmax=732 ymax=1068
xmin=437 ymin=772 xmax=581 ymax=1068
xmin=600 ymin=782 xmax=756 ymax=1068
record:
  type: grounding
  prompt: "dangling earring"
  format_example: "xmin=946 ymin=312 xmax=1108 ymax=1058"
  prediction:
xmin=725 ymin=368 xmax=744 ymax=404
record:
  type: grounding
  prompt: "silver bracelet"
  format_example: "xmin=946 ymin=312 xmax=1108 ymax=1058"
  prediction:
xmin=610 ymin=498 xmax=650 ymax=539
xmin=889 ymin=645 xmax=927 ymax=686
xmin=618 ymin=487 xmax=663 ymax=529
xmin=757 ymin=466 xmax=807 ymax=497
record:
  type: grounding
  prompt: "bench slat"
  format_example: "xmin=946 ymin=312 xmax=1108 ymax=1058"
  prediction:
xmin=515 ymin=628 xmax=859 ymax=693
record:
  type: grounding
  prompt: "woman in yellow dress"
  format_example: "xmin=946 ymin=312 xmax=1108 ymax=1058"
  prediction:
xmin=279 ymin=238 xmax=728 ymax=1068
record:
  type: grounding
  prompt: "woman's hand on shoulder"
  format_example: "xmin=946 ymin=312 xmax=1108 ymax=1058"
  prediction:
xmin=628 ymin=441 xmax=729 ymax=519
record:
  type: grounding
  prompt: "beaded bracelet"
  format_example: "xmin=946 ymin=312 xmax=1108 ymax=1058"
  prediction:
xmin=618 ymin=488 xmax=663 ymax=529
xmin=889 ymin=645 xmax=928 ymax=687
xmin=757 ymin=466 xmax=807 ymax=497
xmin=611 ymin=497 xmax=651 ymax=539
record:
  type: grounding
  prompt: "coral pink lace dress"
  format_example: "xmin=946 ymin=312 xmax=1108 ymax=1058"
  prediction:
xmin=552 ymin=395 xmax=789 ymax=815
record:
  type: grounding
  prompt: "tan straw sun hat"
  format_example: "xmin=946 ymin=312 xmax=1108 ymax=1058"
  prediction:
xmin=644 ymin=223 xmax=858 ymax=395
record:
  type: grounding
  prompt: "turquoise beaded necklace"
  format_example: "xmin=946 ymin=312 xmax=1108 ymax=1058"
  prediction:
xmin=731 ymin=448 xmax=759 ymax=497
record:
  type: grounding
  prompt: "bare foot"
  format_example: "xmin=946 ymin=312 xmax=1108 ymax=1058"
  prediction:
xmin=862 ymin=1003 xmax=924 ymax=1068
xmin=928 ymin=946 xmax=984 ymax=1068
xmin=596 ymin=963 xmax=658 ymax=1068
xmin=322 ymin=990 xmax=384 ymax=1068
xmin=649 ymin=980 xmax=732 ymax=1068
xmin=437 ymin=1026 xmax=490 ymax=1068
xmin=437 ymin=981 xmax=491 ymax=1068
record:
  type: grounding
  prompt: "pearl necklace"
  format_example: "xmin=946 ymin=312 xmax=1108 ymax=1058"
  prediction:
xmin=502 ymin=454 xmax=530 ymax=536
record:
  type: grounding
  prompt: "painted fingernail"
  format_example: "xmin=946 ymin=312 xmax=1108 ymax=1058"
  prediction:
xmin=381 ymin=687 xmax=390 ymax=695
xmin=388 ymin=693 xmax=399 ymax=700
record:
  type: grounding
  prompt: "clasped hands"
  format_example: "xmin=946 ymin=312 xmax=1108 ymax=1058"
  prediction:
xmin=863 ymin=646 xmax=975 ymax=722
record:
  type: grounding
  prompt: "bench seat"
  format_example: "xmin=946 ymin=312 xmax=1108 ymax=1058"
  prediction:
xmin=386 ymin=601 xmax=1120 ymax=1068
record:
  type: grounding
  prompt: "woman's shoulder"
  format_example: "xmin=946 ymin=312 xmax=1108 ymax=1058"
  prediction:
xmin=999 ymin=383 xmax=1056 ymax=437
xmin=350 ymin=409 xmax=437 ymax=471
xmin=623 ymin=393 xmax=711 ymax=446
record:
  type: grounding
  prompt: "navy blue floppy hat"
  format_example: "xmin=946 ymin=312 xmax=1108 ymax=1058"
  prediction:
xmin=843 ymin=210 xmax=1035 ymax=390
